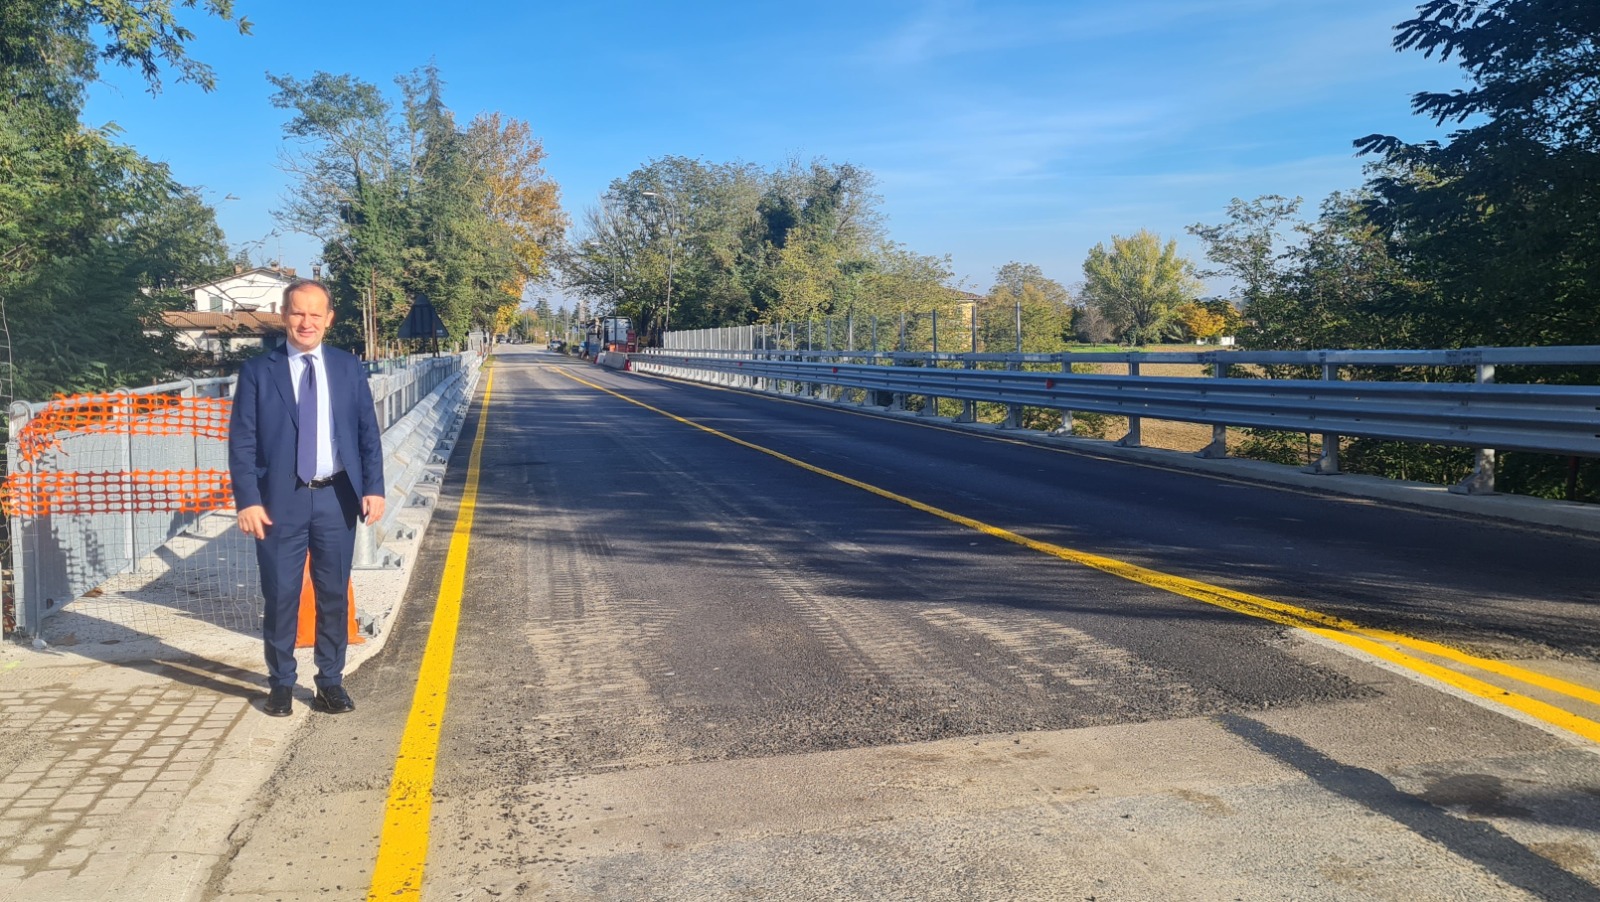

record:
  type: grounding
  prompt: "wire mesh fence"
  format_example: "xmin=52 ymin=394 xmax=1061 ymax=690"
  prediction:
xmin=2 ymin=353 xmax=477 ymax=644
xmin=662 ymin=305 xmax=1066 ymax=357
xmin=4 ymin=383 xmax=236 ymax=642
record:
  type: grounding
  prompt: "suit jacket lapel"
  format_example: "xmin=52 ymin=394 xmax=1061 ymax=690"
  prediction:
xmin=268 ymin=347 xmax=298 ymax=428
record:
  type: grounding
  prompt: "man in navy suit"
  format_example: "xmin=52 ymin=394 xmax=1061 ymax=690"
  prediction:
xmin=229 ymin=279 xmax=386 ymax=717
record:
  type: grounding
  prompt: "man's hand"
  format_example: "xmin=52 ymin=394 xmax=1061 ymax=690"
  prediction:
xmin=238 ymin=505 xmax=272 ymax=539
xmin=362 ymin=494 xmax=386 ymax=525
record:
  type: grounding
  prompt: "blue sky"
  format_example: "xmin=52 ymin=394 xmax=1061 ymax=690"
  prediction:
xmin=82 ymin=0 xmax=1463 ymax=302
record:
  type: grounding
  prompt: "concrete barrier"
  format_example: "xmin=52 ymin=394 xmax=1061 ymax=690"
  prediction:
xmin=353 ymin=359 xmax=482 ymax=569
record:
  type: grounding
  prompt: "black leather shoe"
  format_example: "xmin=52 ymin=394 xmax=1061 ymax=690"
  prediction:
xmin=314 ymin=685 xmax=355 ymax=714
xmin=264 ymin=685 xmax=293 ymax=717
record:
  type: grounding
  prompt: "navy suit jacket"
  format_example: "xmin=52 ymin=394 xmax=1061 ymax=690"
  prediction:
xmin=228 ymin=343 xmax=385 ymax=517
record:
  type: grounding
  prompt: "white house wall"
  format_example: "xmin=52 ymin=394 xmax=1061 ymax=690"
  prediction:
xmin=192 ymin=271 xmax=294 ymax=314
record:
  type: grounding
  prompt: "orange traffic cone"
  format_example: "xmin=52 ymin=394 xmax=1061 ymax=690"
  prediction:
xmin=295 ymin=556 xmax=364 ymax=648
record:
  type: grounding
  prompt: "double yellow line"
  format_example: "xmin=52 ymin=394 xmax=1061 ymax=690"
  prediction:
xmin=558 ymin=369 xmax=1600 ymax=745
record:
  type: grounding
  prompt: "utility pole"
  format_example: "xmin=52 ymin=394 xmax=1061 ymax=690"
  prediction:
xmin=367 ymin=270 xmax=378 ymax=359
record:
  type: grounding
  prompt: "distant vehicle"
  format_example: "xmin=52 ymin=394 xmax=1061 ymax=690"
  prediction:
xmin=585 ymin=316 xmax=636 ymax=357
xmin=548 ymin=340 xmax=565 ymax=351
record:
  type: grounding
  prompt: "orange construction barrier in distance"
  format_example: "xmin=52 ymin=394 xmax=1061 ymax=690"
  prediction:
xmin=295 ymin=556 xmax=364 ymax=648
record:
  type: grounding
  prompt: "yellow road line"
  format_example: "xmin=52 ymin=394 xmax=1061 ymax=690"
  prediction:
xmin=559 ymin=368 xmax=1600 ymax=745
xmin=368 ymin=366 xmax=495 ymax=900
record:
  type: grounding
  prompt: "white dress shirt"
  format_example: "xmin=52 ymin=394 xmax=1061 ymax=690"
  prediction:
xmin=290 ymin=348 xmax=343 ymax=479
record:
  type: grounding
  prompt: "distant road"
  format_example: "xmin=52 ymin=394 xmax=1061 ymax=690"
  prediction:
xmin=211 ymin=344 xmax=1600 ymax=901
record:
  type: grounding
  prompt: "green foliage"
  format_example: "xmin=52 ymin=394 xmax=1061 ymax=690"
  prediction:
xmin=979 ymin=263 xmax=1074 ymax=353
xmin=1184 ymin=2 xmax=1600 ymax=499
xmin=1499 ymin=453 xmax=1600 ymax=504
xmin=1353 ymin=0 xmax=1600 ymax=348
xmin=1079 ymin=230 xmax=1201 ymax=345
xmin=1232 ymin=430 xmax=1319 ymax=467
xmin=561 ymin=156 xmax=955 ymax=344
xmin=271 ymin=65 xmax=564 ymax=352
xmin=1 ymin=0 xmax=235 ymax=404
xmin=1340 ymin=438 xmax=1473 ymax=485
xmin=1215 ymin=192 xmax=1434 ymax=351
xmin=1068 ymin=411 xmax=1116 ymax=440
xmin=2 ymin=0 xmax=249 ymax=98
xmin=1186 ymin=195 xmax=1300 ymax=309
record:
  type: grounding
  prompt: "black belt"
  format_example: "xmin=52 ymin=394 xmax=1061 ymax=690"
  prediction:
xmin=302 ymin=473 xmax=342 ymax=489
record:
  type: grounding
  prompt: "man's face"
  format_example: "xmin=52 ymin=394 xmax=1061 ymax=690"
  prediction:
xmin=282 ymin=286 xmax=334 ymax=354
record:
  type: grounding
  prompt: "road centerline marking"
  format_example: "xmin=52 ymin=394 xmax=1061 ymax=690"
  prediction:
xmin=557 ymin=368 xmax=1600 ymax=745
xmin=368 ymin=366 xmax=495 ymax=900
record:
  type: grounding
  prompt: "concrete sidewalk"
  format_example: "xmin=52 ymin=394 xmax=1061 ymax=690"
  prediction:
xmin=0 ymin=468 xmax=444 ymax=902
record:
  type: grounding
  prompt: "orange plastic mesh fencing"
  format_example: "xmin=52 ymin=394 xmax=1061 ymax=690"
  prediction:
xmin=4 ymin=391 xmax=235 ymax=519
xmin=0 ymin=469 xmax=234 ymax=517
xmin=13 ymin=392 xmax=232 ymax=464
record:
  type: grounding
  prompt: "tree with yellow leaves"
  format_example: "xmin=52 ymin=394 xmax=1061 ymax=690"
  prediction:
xmin=466 ymin=113 xmax=567 ymax=293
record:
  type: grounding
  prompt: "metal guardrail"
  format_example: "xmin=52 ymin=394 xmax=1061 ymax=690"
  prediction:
xmin=630 ymin=346 xmax=1600 ymax=489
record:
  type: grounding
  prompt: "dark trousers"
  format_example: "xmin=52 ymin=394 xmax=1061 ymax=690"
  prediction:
xmin=255 ymin=472 xmax=358 ymax=690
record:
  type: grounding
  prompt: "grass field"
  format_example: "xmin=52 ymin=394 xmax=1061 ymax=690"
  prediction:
xmin=1021 ymin=344 xmax=1290 ymax=456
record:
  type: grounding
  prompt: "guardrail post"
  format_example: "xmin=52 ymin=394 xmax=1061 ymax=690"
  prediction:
xmin=1197 ymin=358 xmax=1228 ymax=458
xmin=1303 ymin=360 xmax=1342 ymax=474
xmin=1003 ymin=358 xmax=1022 ymax=428
xmin=807 ymin=321 xmax=819 ymax=399
xmin=1053 ymin=356 xmax=1074 ymax=436
xmin=920 ymin=311 xmax=941 ymax=418
xmin=958 ymin=305 xmax=978 ymax=424
xmin=1450 ymin=361 xmax=1497 ymax=495
xmin=1115 ymin=359 xmax=1142 ymax=447
xmin=955 ymin=355 xmax=978 ymax=424
xmin=892 ymin=314 xmax=908 ymax=411
xmin=788 ymin=323 xmax=798 ymax=396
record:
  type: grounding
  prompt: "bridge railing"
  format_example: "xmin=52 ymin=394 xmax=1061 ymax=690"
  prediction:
xmin=629 ymin=345 xmax=1600 ymax=493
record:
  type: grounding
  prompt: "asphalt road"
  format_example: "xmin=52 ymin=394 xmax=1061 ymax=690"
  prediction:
xmin=208 ymin=345 xmax=1600 ymax=901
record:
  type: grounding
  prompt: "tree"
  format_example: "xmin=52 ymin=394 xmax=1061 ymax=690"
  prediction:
xmin=1354 ymin=0 xmax=1600 ymax=347
xmin=401 ymin=63 xmax=514 ymax=340
xmin=1 ymin=0 xmax=238 ymax=400
xmin=1 ymin=0 xmax=250 ymax=97
xmin=1173 ymin=302 xmax=1227 ymax=343
xmin=1079 ymin=230 xmax=1201 ymax=345
xmin=269 ymin=70 xmax=405 ymax=350
xmin=560 ymin=156 xmax=934 ymax=344
xmin=979 ymin=262 xmax=1073 ymax=352
xmin=1070 ymin=303 xmax=1116 ymax=344
xmin=272 ymin=65 xmax=563 ymax=351
xmin=1186 ymin=195 xmax=1300 ymax=312
xmin=560 ymin=156 xmax=764 ymax=342
xmin=853 ymin=242 xmax=956 ymax=349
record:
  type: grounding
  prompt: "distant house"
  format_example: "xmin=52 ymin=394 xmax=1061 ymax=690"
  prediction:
xmin=162 ymin=310 xmax=285 ymax=358
xmin=949 ymin=289 xmax=984 ymax=325
xmin=159 ymin=265 xmax=300 ymax=359
xmin=187 ymin=265 xmax=298 ymax=315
